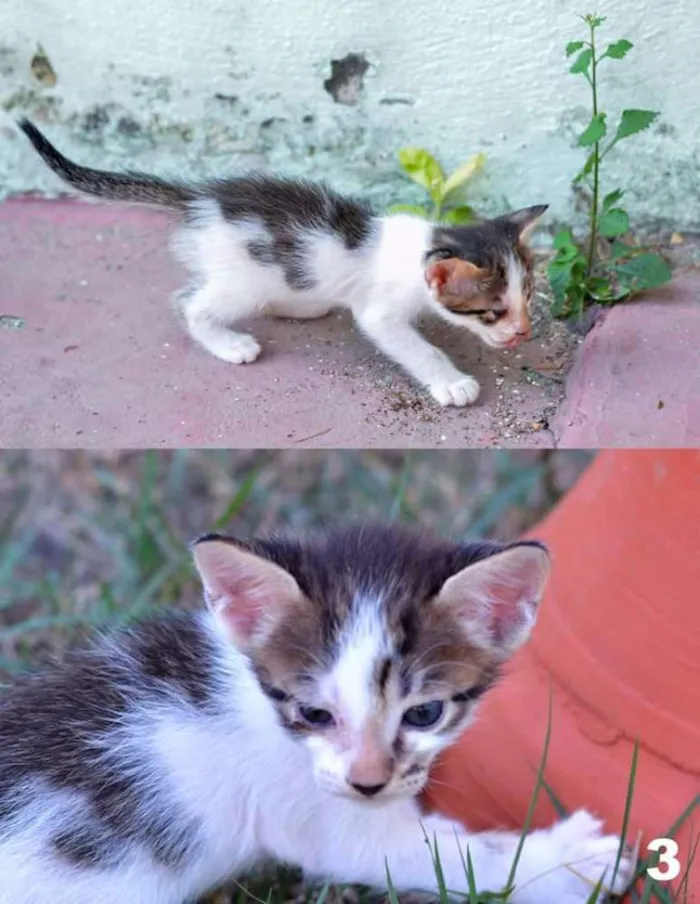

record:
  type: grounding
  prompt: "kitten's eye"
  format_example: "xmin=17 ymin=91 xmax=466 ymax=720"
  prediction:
xmin=298 ymin=705 xmax=334 ymax=727
xmin=429 ymin=248 xmax=456 ymax=261
xmin=452 ymin=685 xmax=488 ymax=703
xmin=267 ymin=686 xmax=289 ymax=702
xmin=467 ymin=309 xmax=507 ymax=324
xmin=402 ymin=700 xmax=444 ymax=729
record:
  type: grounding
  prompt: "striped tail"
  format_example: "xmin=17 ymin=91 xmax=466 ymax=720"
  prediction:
xmin=18 ymin=119 xmax=194 ymax=208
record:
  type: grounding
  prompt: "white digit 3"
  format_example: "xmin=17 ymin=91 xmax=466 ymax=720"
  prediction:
xmin=647 ymin=837 xmax=681 ymax=881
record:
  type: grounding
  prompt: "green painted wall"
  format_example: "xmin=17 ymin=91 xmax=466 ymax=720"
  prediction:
xmin=1 ymin=0 xmax=699 ymax=229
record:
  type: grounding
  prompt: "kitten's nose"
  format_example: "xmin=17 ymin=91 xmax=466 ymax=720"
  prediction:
xmin=350 ymin=781 xmax=387 ymax=797
xmin=515 ymin=317 xmax=532 ymax=339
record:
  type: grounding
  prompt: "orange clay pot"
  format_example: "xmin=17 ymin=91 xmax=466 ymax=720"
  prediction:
xmin=424 ymin=450 xmax=700 ymax=901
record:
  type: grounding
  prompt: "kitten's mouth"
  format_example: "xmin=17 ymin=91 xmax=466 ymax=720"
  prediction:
xmin=487 ymin=336 xmax=521 ymax=350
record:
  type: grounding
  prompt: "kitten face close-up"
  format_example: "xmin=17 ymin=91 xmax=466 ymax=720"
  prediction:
xmin=193 ymin=524 xmax=550 ymax=802
xmin=426 ymin=205 xmax=547 ymax=350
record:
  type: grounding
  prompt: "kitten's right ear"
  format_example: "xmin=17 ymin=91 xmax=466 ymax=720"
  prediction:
xmin=192 ymin=536 xmax=303 ymax=649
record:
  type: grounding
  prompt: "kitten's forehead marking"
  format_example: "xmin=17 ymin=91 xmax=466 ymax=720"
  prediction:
xmin=328 ymin=595 xmax=390 ymax=730
xmin=504 ymin=252 xmax=527 ymax=314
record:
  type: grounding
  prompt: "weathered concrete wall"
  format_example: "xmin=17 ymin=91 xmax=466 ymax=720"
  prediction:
xmin=1 ymin=0 xmax=699 ymax=228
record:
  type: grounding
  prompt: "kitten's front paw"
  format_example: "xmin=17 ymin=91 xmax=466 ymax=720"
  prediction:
xmin=522 ymin=810 xmax=635 ymax=903
xmin=428 ymin=376 xmax=480 ymax=407
xmin=211 ymin=333 xmax=262 ymax=364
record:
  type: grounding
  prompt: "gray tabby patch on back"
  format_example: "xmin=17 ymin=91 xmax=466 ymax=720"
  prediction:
xmin=19 ymin=119 xmax=548 ymax=409
xmin=0 ymin=614 xmax=218 ymax=867
xmin=18 ymin=118 xmax=374 ymax=293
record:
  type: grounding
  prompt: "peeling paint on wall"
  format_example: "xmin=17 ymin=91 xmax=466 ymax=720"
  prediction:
xmin=1 ymin=0 xmax=699 ymax=229
xmin=323 ymin=53 xmax=370 ymax=105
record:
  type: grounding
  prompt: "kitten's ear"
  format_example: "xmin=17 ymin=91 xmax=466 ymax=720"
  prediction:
xmin=426 ymin=258 xmax=485 ymax=295
xmin=192 ymin=536 xmax=303 ymax=649
xmin=500 ymin=204 xmax=549 ymax=242
xmin=435 ymin=543 xmax=550 ymax=656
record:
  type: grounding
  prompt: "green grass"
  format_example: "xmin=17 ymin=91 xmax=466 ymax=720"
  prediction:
xmin=1 ymin=450 xmax=696 ymax=903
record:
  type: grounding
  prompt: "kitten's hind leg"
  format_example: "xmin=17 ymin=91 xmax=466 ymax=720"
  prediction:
xmin=183 ymin=285 xmax=262 ymax=364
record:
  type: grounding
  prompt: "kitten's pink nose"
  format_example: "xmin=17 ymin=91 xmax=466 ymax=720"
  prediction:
xmin=347 ymin=740 xmax=394 ymax=792
xmin=515 ymin=316 xmax=532 ymax=340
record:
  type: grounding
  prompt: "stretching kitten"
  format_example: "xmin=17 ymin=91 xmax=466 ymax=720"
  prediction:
xmin=19 ymin=120 xmax=547 ymax=407
xmin=0 ymin=523 xmax=633 ymax=904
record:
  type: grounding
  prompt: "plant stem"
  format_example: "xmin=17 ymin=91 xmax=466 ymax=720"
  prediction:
xmin=586 ymin=19 xmax=600 ymax=278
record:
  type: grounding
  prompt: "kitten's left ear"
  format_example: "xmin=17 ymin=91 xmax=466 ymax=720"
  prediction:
xmin=192 ymin=536 xmax=303 ymax=650
xmin=500 ymin=204 xmax=549 ymax=242
xmin=435 ymin=542 xmax=550 ymax=656
xmin=426 ymin=257 xmax=486 ymax=295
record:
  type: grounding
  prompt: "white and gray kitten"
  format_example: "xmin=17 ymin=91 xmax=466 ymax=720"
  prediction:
xmin=20 ymin=120 xmax=547 ymax=407
xmin=0 ymin=523 xmax=633 ymax=904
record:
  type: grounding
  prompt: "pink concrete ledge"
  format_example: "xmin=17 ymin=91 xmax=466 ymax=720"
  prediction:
xmin=0 ymin=198 xmax=569 ymax=449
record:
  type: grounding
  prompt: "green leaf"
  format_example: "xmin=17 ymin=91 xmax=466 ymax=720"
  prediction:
xmin=611 ymin=253 xmax=672 ymax=290
xmin=602 ymin=188 xmax=624 ymax=211
xmin=585 ymin=14 xmax=606 ymax=28
xmin=573 ymin=152 xmax=596 ymax=184
xmin=613 ymin=109 xmax=659 ymax=142
xmin=553 ymin=243 xmax=580 ymax=263
xmin=397 ymin=147 xmax=445 ymax=202
xmin=609 ymin=240 xmax=636 ymax=260
xmin=569 ymin=49 xmax=593 ymax=74
xmin=442 ymin=205 xmax=477 ymax=225
xmin=585 ymin=276 xmax=617 ymax=301
xmin=604 ymin=39 xmax=633 ymax=59
xmin=548 ymin=251 xmax=586 ymax=307
xmin=566 ymin=40 xmax=585 ymax=56
xmin=579 ymin=113 xmax=607 ymax=147
xmin=598 ymin=207 xmax=630 ymax=237
xmin=552 ymin=229 xmax=576 ymax=250
xmin=386 ymin=203 xmax=429 ymax=218
xmin=442 ymin=152 xmax=486 ymax=200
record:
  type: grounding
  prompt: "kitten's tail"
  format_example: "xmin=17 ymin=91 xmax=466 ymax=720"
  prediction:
xmin=18 ymin=119 xmax=194 ymax=209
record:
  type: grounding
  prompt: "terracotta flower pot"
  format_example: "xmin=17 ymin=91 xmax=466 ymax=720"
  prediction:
xmin=424 ymin=450 xmax=700 ymax=901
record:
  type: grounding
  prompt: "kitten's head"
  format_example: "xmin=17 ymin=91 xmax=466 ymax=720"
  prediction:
xmin=425 ymin=205 xmax=548 ymax=350
xmin=192 ymin=524 xmax=549 ymax=802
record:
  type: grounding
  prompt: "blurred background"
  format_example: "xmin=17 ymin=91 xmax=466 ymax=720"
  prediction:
xmin=0 ymin=449 xmax=592 ymax=678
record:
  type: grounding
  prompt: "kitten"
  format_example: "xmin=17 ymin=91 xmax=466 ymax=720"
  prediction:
xmin=19 ymin=120 xmax=547 ymax=407
xmin=0 ymin=522 xmax=633 ymax=904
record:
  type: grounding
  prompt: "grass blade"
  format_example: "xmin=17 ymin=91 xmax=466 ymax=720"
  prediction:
xmin=611 ymin=738 xmax=640 ymax=890
xmin=213 ymin=467 xmax=261 ymax=530
xmin=465 ymin=846 xmax=481 ymax=904
xmin=540 ymin=775 xmax=569 ymax=819
xmin=388 ymin=455 xmax=412 ymax=521
xmin=385 ymin=860 xmax=401 ymax=904
xmin=505 ymin=683 xmax=554 ymax=892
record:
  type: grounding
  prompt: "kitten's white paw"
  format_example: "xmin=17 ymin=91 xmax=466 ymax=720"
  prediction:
xmin=429 ymin=376 xmax=480 ymax=407
xmin=522 ymin=809 xmax=635 ymax=903
xmin=210 ymin=334 xmax=262 ymax=364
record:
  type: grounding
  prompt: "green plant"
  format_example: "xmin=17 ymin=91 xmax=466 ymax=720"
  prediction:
xmin=548 ymin=14 xmax=672 ymax=319
xmin=388 ymin=147 xmax=486 ymax=224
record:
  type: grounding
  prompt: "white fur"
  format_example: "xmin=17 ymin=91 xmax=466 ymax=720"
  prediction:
xmin=171 ymin=208 xmax=508 ymax=407
xmin=0 ymin=612 xmax=633 ymax=904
